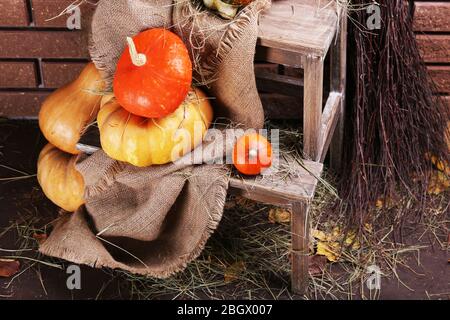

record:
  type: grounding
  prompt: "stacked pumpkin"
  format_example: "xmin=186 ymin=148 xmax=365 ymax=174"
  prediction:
xmin=37 ymin=28 xmax=213 ymax=212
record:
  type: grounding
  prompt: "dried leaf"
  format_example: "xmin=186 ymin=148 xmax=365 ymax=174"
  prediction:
xmin=426 ymin=152 xmax=450 ymax=176
xmin=224 ymin=261 xmax=246 ymax=284
xmin=0 ymin=259 xmax=20 ymax=278
xmin=316 ymin=241 xmax=340 ymax=262
xmin=33 ymin=233 xmax=48 ymax=245
xmin=308 ymin=255 xmax=327 ymax=276
xmin=313 ymin=227 xmax=362 ymax=262
xmin=427 ymin=170 xmax=449 ymax=195
xmin=312 ymin=229 xmax=327 ymax=241
xmin=364 ymin=223 xmax=373 ymax=233
xmin=268 ymin=208 xmax=291 ymax=224
xmin=375 ymin=196 xmax=396 ymax=209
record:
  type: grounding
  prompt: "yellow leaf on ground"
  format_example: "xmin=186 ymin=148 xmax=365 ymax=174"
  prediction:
xmin=312 ymin=229 xmax=327 ymax=241
xmin=313 ymin=227 xmax=362 ymax=262
xmin=224 ymin=261 xmax=246 ymax=284
xmin=364 ymin=223 xmax=373 ymax=233
xmin=268 ymin=208 xmax=291 ymax=224
xmin=316 ymin=241 xmax=340 ymax=262
xmin=427 ymin=170 xmax=450 ymax=195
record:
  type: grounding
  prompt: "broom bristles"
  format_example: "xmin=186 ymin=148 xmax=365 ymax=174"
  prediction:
xmin=339 ymin=0 xmax=450 ymax=230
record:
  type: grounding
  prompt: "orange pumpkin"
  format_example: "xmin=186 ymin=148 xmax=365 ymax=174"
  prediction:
xmin=233 ymin=133 xmax=272 ymax=175
xmin=113 ymin=28 xmax=192 ymax=119
xmin=37 ymin=144 xmax=85 ymax=212
xmin=98 ymin=88 xmax=213 ymax=167
xmin=39 ymin=63 xmax=104 ymax=154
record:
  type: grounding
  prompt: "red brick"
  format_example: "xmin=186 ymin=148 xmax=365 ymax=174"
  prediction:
xmin=32 ymin=0 xmax=97 ymax=28
xmin=0 ymin=0 xmax=29 ymax=27
xmin=0 ymin=31 xmax=90 ymax=59
xmin=0 ymin=62 xmax=37 ymax=88
xmin=41 ymin=61 xmax=87 ymax=88
xmin=0 ymin=91 xmax=50 ymax=118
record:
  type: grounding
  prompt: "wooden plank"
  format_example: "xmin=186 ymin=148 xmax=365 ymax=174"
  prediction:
xmin=428 ymin=65 xmax=450 ymax=93
xmin=256 ymin=46 xmax=304 ymax=68
xmin=229 ymin=159 xmax=323 ymax=201
xmin=303 ymin=56 xmax=324 ymax=161
xmin=417 ymin=35 xmax=450 ymax=63
xmin=330 ymin=12 xmax=347 ymax=171
xmin=0 ymin=31 xmax=90 ymax=59
xmin=258 ymin=0 xmax=338 ymax=58
xmin=291 ymin=201 xmax=310 ymax=294
xmin=319 ymin=92 xmax=341 ymax=162
xmin=0 ymin=0 xmax=29 ymax=27
xmin=254 ymin=63 xmax=279 ymax=74
xmin=75 ymin=141 xmax=323 ymax=201
xmin=0 ymin=62 xmax=37 ymax=88
xmin=256 ymin=70 xmax=303 ymax=97
xmin=414 ymin=2 xmax=450 ymax=32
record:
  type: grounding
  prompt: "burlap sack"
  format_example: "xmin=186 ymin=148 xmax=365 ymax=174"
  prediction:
xmin=40 ymin=0 xmax=271 ymax=277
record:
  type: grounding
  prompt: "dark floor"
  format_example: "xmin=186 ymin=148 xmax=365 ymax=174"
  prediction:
xmin=0 ymin=120 xmax=449 ymax=300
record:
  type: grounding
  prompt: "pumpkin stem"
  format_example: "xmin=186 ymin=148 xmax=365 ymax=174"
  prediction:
xmin=126 ymin=37 xmax=147 ymax=67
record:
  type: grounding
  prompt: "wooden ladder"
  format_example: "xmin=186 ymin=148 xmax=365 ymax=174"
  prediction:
xmin=238 ymin=0 xmax=347 ymax=294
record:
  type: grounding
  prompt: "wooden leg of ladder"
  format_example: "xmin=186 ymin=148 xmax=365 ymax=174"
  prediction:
xmin=291 ymin=201 xmax=310 ymax=295
xmin=303 ymin=56 xmax=324 ymax=161
xmin=330 ymin=13 xmax=347 ymax=172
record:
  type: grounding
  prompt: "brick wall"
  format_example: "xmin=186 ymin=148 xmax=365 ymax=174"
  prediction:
xmin=0 ymin=1 xmax=449 ymax=118
xmin=0 ymin=0 xmax=95 ymax=118
xmin=414 ymin=1 xmax=450 ymax=109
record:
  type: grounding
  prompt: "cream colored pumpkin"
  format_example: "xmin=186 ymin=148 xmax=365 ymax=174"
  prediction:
xmin=97 ymin=88 xmax=213 ymax=167
xmin=37 ymin=144 xmax=85 ymax=212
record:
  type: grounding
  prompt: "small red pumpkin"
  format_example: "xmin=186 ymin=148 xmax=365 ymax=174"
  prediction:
xmin=113 ymin=28 xmax=192 ymax=118
xmin=232 ymin=133 xmax=272 ymax=175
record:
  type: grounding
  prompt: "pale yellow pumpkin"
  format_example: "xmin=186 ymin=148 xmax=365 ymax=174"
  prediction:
xmin=97 ymin=88 xmax=213 ymax=167
xmin=37 ymin=144 xmax=85 ymax=212
xmin=39 ymin=63 xmax=105 ymax=154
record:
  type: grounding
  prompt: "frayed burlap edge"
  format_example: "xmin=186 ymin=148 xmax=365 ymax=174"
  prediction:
xmin=175 ymin=0 xmax=270 ymax=85
xmin=39 ymin=165 xmax=229 ymax=278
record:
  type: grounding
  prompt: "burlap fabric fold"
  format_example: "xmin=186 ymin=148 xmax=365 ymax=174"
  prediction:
xmin=40 ymin=0 xmax=271 ymax=277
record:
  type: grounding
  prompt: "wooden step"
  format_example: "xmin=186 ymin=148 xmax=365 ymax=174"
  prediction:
xmin=258 ymin=0 xmax=339 ymax=58
xmin=76 ymin=135 xmax=323 ymax=205
xmin=230 ymin=157 xmax=323 ymax=206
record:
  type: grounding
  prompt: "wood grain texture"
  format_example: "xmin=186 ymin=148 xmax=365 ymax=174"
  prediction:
xmin=258 ymin=0 xmax=337 ymax=57
xmin=229 ymin=159 xmax=323 ymax=202
xmin=303 ymin=56 xmax=324 ymax=161
xmin=319 ymin=92 xmax=341 ymax=162
xmin=417 ymin=35 xmax=450 ymax=63
xmin=414 ymin=1 xmax=450 ymax=32
xmin=256 ymin=69 xmax=303 ymax=97
xmin=291 ymin=201 xmax=310 ymax=294
xmin=255 ymin=46 xmax=304 ymax=68
xmin=428 ymin=65 xmax=450 ymax=93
